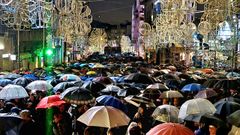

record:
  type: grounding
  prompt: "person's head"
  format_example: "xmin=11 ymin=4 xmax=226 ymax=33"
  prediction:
xmin=138 ymin=103 xmax=146 ymax=114
xmin=53 ymin=113 xmax=63 ymax=123
xmin=209 ymin=125 xmax=217 ymax=135
xmin=20 ymin=110 xmax=32 ymax=121
xmin=129 ymin=126 xmax=141 ymax=135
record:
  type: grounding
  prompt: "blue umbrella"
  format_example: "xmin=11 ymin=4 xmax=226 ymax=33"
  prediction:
xmin=13 ymin=77 xmax=32 ymax=87
xmin=165 ymin=80 xmax=180 ymax=89
xmin=23 ymin=74 xmax=39 ymax=81
xmin=0 ymin=79 xmax=13 ymax=87
xmin=3 ymin=74 xmax=21 ymax=81
xmin=96 ymin=95 xmax=127 ymax=113
xmin=181 ymin=83 xmax=206 ymax=92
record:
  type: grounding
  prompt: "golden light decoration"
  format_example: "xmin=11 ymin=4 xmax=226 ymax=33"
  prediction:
xmin=120 ymin=35 xmax=132 ymax=53
xmin=88 ymin=28 xmax=107 ymax=53
xmin=0 ymin=0 xmax=13 ymax=5
xmin=195 ymin=0 xmax=208 ymax=4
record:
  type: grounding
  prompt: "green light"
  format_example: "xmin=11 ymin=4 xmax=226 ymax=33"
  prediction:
xmin=46 ymin=48 xmax=53 ymax=56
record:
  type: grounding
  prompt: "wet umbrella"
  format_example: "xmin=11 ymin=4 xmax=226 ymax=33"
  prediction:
xmin=26 ymin=80 xmax=53 ymax=91
xmin=213 ymin=79 xmax=240 ymax=94
xmin=214 ymin=100 xmax=240 ymax=118
xmin=159 ymin=90 xmax=183 ymax=99
xmin=227 ymin=110 xmax=240 ymax=127
xmin=13 ymin=77 xmax=32 ymax=87
xmin=228 ymin=125 xmax=240 ymax=135
xmin=3 ymin=74 xmax=21 ymax=81
xmin=200 ymin=114 xmax=226 ymax=128
xmin=60 ymin=87 xmax=95 ymax=105
xmin=86 ymin=71 xmax=96 ymax=76
xmin=0 ymin=113 xmax=22 ymax=132
xmin=194 ymin=89 xmax=218 ymax=99
xmin=0 ymin=85 xmax=29 ymax=100
xmin=124 ymin=95 xmax=155 ymax=108
xmin=100 ymin=84 xmax=122 ymax=95
xmin=93 ymin=76 xmax=113 ymax=85
xmin=203 ymin=79 xmax=219 ymax=88
xmin=77 ymin=106 xmax=130 ymax=128
xmin=59 ymin=74 xmax=81 ymax=82
xmin=23 ymin=74 xmax=39 ymax=81
xmin=36 ymin=95 xmax=66 ymax=109
xmin=226 ymin=72 xmax=240 ymax=79
xmin=165 ymin=79 xmax=180 ymax=89
xmin=163 ymin=74 xmax=180 ymax=80
xmin=146 ymin=123 xmax=194 ymax=135
xmin=117 ymin=87 xmax=140 ymax=97
xmin=178 ymin=98 xmax=216 ymax=120
xmin=146 ymin=83 xmax=169 ymax=91
xmin=81 ymin=81 xmax=106 ymax=95
xmin=181 ymin=83 xmax=206 ymax=92
xmin=152 ymin=105 xmax=180 ymax=123
xmin=92 ymin=63 xmax=105 ymax=69
xmin=178 ymin=73 xmax=191 ymax=80
xmin=219 ymin=97 xmax=240 ymax=104
xmin=96 ymin=95 xmax=127 ymax=112
xmin=124 ymin=73 xmax=155 ymax=84
xmin=0 ymin=79 xmax=13 ymax=87
xmin=53 ymin=82 xmax=75 ymax=93
xmin=142 ymin=89 xmax=161 ymax=100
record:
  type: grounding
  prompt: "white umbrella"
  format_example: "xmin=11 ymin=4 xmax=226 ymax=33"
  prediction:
xmin=101 ymin=84 xmax=122 ymax=93
xmin=26 ymin=80 xmax=53 ymax=91
xmin=59 ymin=74 xmax=81 ymax=81
xmin=178 ymin=98 xmax=216 ymax=120
xmin=0 ymin=84 xmax=29 ymax=100
xmin=77 ymin=106 xmax=130 ymax=128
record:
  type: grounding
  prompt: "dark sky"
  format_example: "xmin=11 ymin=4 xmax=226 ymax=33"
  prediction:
xmin=88 ymin=0 xmax=135 ymax=25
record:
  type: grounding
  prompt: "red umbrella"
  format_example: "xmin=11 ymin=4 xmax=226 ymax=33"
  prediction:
xmin=147 ymin=123 xmax=194 ymax=135
xmin=36 ymin=95 xmax=66 ymax=109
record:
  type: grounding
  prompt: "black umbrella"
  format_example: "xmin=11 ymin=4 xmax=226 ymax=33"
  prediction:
xmin=0 ymin=113 xmax=22 ymax=132
xmin=93 ymin=76 xmax=113 ymax=85
xmin=124 ymin=73 xmax=155 ymax=84
xmin=162 ymin=74 xmax=180 ymax=80
xmin=200 ymin=114 xmax=227 ymax=129
xmin=60 ymin=87 xmax=95 ymax=105
xmin=203 ymin=79 xmax=219 ymax=88
xmin=227 ymin=110 xmax=240 ymax=127
xmin=219 ymin=97 xmax=240 ymax=104
xmin=81 ymin=81 xmax=106 ymax=96
xmin=213 ymin=79 xmax=240 ymax=94
xmin=13 ymin=77 xmax=32 ymax=88
xmin=117 ymin=87 xmax=140 ymax=97
xmin=165 ymin=79 xmax=180 ymax=89
xmin=53 ymin=82 xmax=75 ymax=93
xmin=214 ymin=100 xmax=240 ymax=118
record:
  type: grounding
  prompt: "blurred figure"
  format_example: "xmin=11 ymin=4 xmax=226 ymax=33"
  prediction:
xmin=19 ymin=109 xmax=38 ymax=135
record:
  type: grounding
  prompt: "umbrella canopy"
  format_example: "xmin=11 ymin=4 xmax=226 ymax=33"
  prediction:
xmin=124 ymin=73 xmax=155 ymax=84
xmin=60 ymin=87 xmax=95 ymax=105
xmin=100 ymin=85 xmax=122 ymax=95
xmin=226 ymin=72 xmax=240 ymax=79
xmin=96 ymin=95 xmax=127 ymax=112
xmin=219 ymin=97 xmax=240 ymax=104
xmin=117 ymin=87 xmax=140 ymax=97
xmin=0 ymin=85 xmax=29 ymax=100
xmin=53 ymin=82 xmax=75 ymax=93
xmin=178 ymin=98 xmax=216 ymax=120
xmin=0 ymin=113 xmax=22 ymax=132
xmin=194 ymin=89 xmax=218 ymax=99
xmin=142 ymin=89 xmax=161 ymax=100
xmin=165 ymin=79 xmax=180 ymax=89
xmin=3 ymin=74 xmax=21 ymax=80
xmin=59 ymin=74 xmax=81 ymax=81
xmin=227 ymin=110 xmax=240 ymax=127
xmin=92 ymin=63 xmax=105 ymax=69
xmin=81 ymin=81 xmax=106 ymax=95
xmin=124 ymin=95 xmax=155 ymax=108
xmin=36 ymin=95 xmax=66 ymax=109
xmin=163 ymin=74 xmax=180 ymax=81
xmin=159 ymin=90 xmax=183 ymax=99
xmin=228 ymin=126 xmax=240 ymax=135
xmin=93 ymin=76 xmax=113 ymax=85
xmin=213 ymin=79 xmax=240 ymax=94
xmin=26 ymin=80 xmax=53 ymax=91
xmin=146 ymin=123 xmax=194 ymax=135
xmin=86 ymin=71 xmax=96 ymax=76
xmin=181 ymin=83 xmax=206 ymax=92
xmin=146 ymin=83 xmax=169 ymax=91
xmin=13 ymin=77 xmax=32 ymax=88
xmin=203 ymin=79 xmax=219 ymax=88
xmin=23 ymin=74 xmax=39 ymax=81
xmin=152 ymin=105 xmax=180 ymax=123
xmin=77 ymin=106 xmax=130 ymax=128
xmin=214 ymin=100 xmax=240 ymax=118
xmin=200 ymin=114 xmax=226 ymax=129
xmin=0 ymin=79 xmax=13 ymax=87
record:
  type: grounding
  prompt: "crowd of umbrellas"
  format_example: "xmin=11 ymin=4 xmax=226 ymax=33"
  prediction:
xmin=0 ymin=55 xmax=240 ymax=135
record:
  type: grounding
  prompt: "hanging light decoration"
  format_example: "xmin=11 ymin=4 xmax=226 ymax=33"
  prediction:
xmin=88 ymin=28 xmax=107 ymax=53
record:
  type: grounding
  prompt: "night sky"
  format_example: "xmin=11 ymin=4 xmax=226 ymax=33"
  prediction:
xmin=88 ymin=0 xmax=135 ymax=25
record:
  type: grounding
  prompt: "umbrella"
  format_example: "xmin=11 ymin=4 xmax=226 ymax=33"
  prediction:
xmin=23 ymin=74 xmax=39 ymax=81
xmin=0 ymin=79 xmax=13 ymax=87
xmin=142 ymin=89 xmax=161 ymax=100
xmin=146 ymin=83 xmax=169 ymax=91
xmin=77 ymin=106 xmax=130 ymax=128
xmin=226 ymin=72 xmax=240 ymax=79
xmin=96 ymin=95 xmax=127 ymax=112
xmin=228 ymin=125 xmax=240 ymax=135
xmin=163 ymin=74 xmax=180 ymax=80
xmin=3 ymin=74 xmax=21 ymax=80
xmin=194 ymin=89 xmax=218 ymax=99
xmin=219 ymin=97 xmax=240 ymax=104
xmin=160 ymin=69 xmax=171 ymax=74
xmin=124 ymin=95 xmax=155 ymax=107
xmin=227 ymin=110 xmax=240 ymax=127
xmin=200 ymin=68 xmax=214 ymax=74
xmin=124 ymin=73 xmax=155 ymax=84
xmin=159 ymin=90 xmax=183 ymax=99
xmin=181 ymin=83 xmax=206 ymax=92
xmin=203 ymin=79 xmax=219 ymax=88
xmin=60 ymin=87 xmax=95 ymax=105
xmin=53 ymin=82 xmax=75 ymax=93
xmin=167 ymin=65 xmax=177 ymax=71
xmin=59 ymin=74 xmax=81 ymax=81
xmin=86 ymin=71 xmax=96 ymax=76
xmin=200 ymin=114 xmax=226 ymax=129
xmin=152 ymin=105 xmax=180 ymax=123
xmin=93 ymin=76 xmax=113 ymax=85
xmin=178 ymin=98 xmax=216 ymax=120
xmin=13 ymin=77 xmax=32 ymax=88
xmin=214 ymin=100 xmax=240 ymax=118
xmin=26 ymin=80 xmax=53 ymax=91
xmin=0 ymin=113 xmax=23 ymax=132
xmin=117 ymin=87 xmax=140 ymax=97
xmin=213 ymin=79 xmax=240 ymax=94
xmin=100 ymin=84 xmax=122 ymax=95
xmin=92 ymin=63 xmax=105 ymax=69
xmin=36 ymin=95 xmax=66 ymax=109
xmin=165 ymin=79 xmax=180 ymax=89
xmin=146 ymin=123 xmax=194 ymax=135
xmin=0 ymin=85 xmax=29 ymax=100
xmin=81 ymin=81 xmax=106 ymax=95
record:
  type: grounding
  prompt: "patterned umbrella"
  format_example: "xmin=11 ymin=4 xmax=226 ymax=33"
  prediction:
xmin=60 ymin=87 xmax=95 ymax=105
xmin=0 ymin=85 xmax=29 ymax=100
